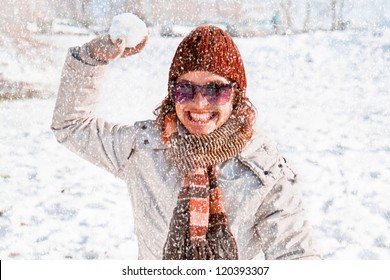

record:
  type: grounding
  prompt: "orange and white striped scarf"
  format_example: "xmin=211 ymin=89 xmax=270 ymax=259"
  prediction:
xmin=162 ymin=113 xmax=253 ymax=260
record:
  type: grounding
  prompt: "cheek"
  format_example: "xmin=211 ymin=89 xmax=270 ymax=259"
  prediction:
xmin=175 ymin=104 xmax=187 ymax=125
xmin=216 ymin=103 xmax=234 ymax=125
xmin=174 ymin=103 xmax=186 ymax=120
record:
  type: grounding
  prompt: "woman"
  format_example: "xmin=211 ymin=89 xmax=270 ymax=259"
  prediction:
xmin=51 ymin=25 xmax=320 ymax=260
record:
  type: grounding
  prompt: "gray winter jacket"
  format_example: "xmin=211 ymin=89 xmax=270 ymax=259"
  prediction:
xmin=51 ymin=47 xmax=321 ymax=260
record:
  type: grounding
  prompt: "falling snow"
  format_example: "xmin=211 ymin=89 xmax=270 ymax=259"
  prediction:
xmin=0 ymin=1 xmax=390 ymax=260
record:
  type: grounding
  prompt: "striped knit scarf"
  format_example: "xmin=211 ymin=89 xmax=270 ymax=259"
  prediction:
xmin=162 ymin=114 xmax=253 ymax=260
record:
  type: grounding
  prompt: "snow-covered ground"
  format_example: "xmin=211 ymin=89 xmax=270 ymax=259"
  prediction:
xmin=0 ymin=27 xmax=389 ymax=260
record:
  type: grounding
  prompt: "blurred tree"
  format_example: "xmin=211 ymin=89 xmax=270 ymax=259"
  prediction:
xmin=303 ymin=0 xmax=312 ymax=32
xmin=331 ymin=0 xmax=346 ymax=30
xmin=216 ymin=0 xmax=241 ymax=22
xmin=79 ymin=0 xmax=93 ymax=27
xmin=0 ymin=0 xmax=53 ymax=97
xmin=124 ymin=0 xmax=147 ymax=22
xmin=0 ymin=0 xmax=52 ymax=48
xmin=331 ymin=0 xmax=337 ymax=30
xmin=281 ymin=0 xmax=294 ymax=32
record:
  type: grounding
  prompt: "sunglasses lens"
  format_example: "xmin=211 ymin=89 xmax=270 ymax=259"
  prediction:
xmin=203 ymin=84 xmax=232 ymax=105
xmin=173 ymin=83 xmax=194 ymax=103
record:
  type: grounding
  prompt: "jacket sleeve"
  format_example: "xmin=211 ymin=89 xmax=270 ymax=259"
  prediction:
xmin=253 ymin=160 xmax=321 ymax=260
xmin=240 ymin=135 xmax=321 ymax=260
xmin=51 ymin=47 xmax=136 ymax=178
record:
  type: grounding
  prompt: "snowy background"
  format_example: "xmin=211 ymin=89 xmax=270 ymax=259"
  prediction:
xmin=1 ymin=0 xmax=389 ymax=260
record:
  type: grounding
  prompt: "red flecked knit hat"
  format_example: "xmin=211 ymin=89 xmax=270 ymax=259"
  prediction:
xmin=168 ymin=25 xmax=247 ymax=94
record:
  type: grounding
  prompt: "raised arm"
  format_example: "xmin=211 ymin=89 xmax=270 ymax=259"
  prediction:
xmin=51 ymin=35 xmax=148 ymax=177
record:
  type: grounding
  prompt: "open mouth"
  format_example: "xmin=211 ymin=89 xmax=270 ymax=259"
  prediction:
xmin=187 ymin=112 xmax=217 ymax=123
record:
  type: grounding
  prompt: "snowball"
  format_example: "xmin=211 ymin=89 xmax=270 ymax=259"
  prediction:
xmin=109 ymin=13 xmax=148 ymax=48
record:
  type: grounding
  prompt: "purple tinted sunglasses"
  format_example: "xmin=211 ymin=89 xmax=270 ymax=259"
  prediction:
xmin=170 ymin=81 xmax=234 ymax=105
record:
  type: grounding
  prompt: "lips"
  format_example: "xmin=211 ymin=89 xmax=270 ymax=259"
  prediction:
xmin=188 ymin=112 xmax=216 ymax=123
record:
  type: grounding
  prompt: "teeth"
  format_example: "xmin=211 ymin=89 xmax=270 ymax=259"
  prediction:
xmin=190 ymin=112 xmax=213 ymax=121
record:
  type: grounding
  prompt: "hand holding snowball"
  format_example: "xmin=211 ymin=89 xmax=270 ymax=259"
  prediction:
xmin=87 ymin=13 xmax=149 ymax=63
xmin=109 ymin=13 xmax=148 ymax=48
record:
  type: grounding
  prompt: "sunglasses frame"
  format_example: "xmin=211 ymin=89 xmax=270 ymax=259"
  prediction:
xmin=170 ymin=81 xmax=236 ymax=105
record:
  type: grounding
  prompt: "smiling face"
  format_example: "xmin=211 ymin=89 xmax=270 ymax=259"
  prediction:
xmin=174 ymin=71 xmax=235 ymax=135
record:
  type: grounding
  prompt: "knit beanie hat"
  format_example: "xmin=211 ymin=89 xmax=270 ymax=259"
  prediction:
xmin=168 ymin=25 xmax=247 ymax=94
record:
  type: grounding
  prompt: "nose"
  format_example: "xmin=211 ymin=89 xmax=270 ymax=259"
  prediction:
xmin=191 ymin=90 xmax=209 ymax=107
